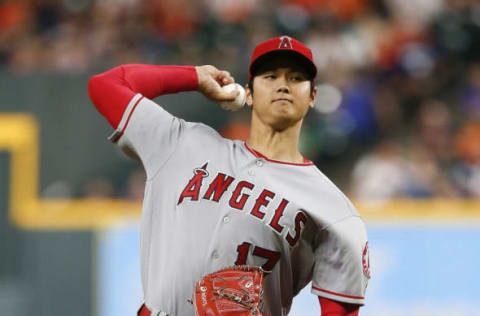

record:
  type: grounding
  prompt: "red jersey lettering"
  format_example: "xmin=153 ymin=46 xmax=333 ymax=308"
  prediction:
xmin=229 ymin=181 xmax=254 ymax=210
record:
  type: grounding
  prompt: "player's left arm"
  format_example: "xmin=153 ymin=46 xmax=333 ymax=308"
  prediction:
xmin=311 ymin=215 xmax=370 ymax=306
xmin=318 ymin=297 xmax=360 ymax=316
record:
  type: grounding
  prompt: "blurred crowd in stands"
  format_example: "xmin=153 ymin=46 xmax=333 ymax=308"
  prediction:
xmin=2 ymin=0 xmax=480 ymax=200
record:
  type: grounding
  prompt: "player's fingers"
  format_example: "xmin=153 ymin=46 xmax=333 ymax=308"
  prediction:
xmin=224 ymin=76 xmax=235 ymax=85
xmin=221 ymin=75 xmax=235 ymax=86
xmin=197 ymin=66 xmax=238 ymax=101
xmin=200 ymin=76 xmax=238 ymax=102
xmin=214 ymin=87 xmax=239 ymax=102
xmin=217 ymin=90 xmax=239 ymax=102
xmin=217 ymin=71 xmax=234 ymax=86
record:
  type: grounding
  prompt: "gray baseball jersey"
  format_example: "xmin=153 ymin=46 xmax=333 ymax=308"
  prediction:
xmin=113 ymin=93 xmax=370 ymax=315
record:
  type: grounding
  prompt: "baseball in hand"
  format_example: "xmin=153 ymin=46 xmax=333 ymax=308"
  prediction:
xmin=219 ymin=83 xmax=246 ymax=111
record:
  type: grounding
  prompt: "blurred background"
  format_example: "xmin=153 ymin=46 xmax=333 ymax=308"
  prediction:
xmin=1 ymin=0 xmax=480 ymax=315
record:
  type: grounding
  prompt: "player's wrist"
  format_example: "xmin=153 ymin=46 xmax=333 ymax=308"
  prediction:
xmin=195 ymin=65 xmax=215 ymax=93
xmin=195 ymin=65 xmax=238 ymax=103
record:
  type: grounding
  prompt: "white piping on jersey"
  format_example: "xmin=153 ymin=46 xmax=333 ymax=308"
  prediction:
xmin=109 ymin=93 xmax=144 ymax=143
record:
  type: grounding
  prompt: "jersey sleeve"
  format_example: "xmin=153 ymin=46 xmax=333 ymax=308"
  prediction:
xmin=114 ymin=94 xmax=188 ymax=179
xmin=311 ymin=215 xmax=369 ymax=305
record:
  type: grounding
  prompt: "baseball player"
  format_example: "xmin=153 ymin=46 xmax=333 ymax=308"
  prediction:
xmin=88 ymin=35 xmax=369 ymax=315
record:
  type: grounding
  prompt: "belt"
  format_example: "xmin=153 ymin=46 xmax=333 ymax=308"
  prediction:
xmin=137 ymin=304 xmax=168 ymax=316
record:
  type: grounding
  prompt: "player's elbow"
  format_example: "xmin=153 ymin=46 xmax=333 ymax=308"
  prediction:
xmin=87 ymin=67 xmax=137 ymax=129
xmin=87 ymin=74 xmax=104 ymax=106
xmin=87 ymin=74 xmax=120 ymax=127
xmin=87 ymin=73 xmax=115 ymax=114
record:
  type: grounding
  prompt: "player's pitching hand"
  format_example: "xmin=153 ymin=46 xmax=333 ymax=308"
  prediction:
xmin=196 ymin=65 xmax=239 ymax=102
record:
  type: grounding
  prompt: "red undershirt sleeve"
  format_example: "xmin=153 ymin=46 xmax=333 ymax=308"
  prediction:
xmin=319 ymin=297 xmax=360 ymax=316
xmin=87 ymin=64 xmax=198 ymax=129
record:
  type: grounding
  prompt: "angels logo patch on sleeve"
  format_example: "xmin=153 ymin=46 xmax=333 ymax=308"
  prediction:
xmin=362 ymin=241 xmax=371 ymax=280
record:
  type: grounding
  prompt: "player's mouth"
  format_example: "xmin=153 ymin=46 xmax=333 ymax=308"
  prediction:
xmin=272 ymin=98 xmax=293 ymax=103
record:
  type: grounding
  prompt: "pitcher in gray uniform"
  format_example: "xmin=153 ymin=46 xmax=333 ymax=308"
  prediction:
xmin=88 ymin=35 xmax=370 ymax=316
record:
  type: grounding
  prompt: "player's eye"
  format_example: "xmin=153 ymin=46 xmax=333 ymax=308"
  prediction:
xmin=290 ymin=74 xmax=306 ymax=81
xmin=263 ymin=73 xmax=276 ymax=79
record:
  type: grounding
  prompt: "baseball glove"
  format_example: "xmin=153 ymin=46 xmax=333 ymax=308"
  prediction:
xmin=193 ymin=265 xmax=265 ymax=316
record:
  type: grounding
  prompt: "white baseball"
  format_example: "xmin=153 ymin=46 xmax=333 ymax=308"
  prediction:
xmin=219 ymin=83 xmax=246 ymax=111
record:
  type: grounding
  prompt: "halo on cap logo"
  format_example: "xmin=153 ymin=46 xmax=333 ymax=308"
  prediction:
xmin=279 ymin=36 xmax=293 ymax=49
xmin=362 ymin=242 xmax=371 ymax=279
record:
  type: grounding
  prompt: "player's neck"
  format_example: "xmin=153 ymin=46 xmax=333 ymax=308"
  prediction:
xmin=247 ymin=116 xmax=304 ymax=163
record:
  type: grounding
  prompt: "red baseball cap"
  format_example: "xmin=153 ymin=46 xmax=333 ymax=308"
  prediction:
xmin=248 ymin=35 xmax=317 ymax=81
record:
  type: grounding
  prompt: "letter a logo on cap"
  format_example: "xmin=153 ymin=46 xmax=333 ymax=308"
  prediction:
xmin=279 ymin=36 xmax=293 ymax=49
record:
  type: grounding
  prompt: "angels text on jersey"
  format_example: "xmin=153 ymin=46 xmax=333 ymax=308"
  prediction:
xmin=177 ymin=162 xmax=308 ymax=251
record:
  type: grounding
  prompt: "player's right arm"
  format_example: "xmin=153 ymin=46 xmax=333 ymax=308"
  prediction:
xmin=87 ymin=64 xmax=237 ymax=176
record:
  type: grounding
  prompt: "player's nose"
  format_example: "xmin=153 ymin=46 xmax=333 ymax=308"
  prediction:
xmin=275 ymin=74 xmax=290 ymax=94
xmin=276 ymin=85 xmax=290 ymax=94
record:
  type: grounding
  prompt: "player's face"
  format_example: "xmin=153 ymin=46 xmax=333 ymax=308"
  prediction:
xmin=246 ymin=55 xmax=316 ymax=131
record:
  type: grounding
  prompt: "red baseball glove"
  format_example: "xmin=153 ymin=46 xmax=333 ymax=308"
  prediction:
xmin=193 ymin=265 xmax=265 ymax=316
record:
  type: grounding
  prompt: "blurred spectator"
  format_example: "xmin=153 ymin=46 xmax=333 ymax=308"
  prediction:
xmin=206 ymin=0 xmax=258 ymax=24
xmin=452 ymin=120 xmax=480 ymax=197
xmin=0 ymin=0 xmax=31 ymax=66
xmin=287 ymin=0 xmax=369 ymax=20
xmin=459 ymin=63 xmax=480 ymax=118
xmin=430 ymin=0 xmax=480 ymax=62
xmin=148 ymin=0 xmax=200 ymax=41
xmin=351 ymin=138 xmax=457 ymax=200
xmin=350 ymin=140 xmax=408 ymax=200
xmin=416 ymin=100 xmax=453 ymax=162
xmin=403 ymin=143 xmax=458 ymax=198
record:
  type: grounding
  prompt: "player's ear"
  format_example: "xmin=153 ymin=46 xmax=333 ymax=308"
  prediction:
xmin=309 ymin=84 xmax=317 ymax=109
xmin=246 ymin=84 xmax=253 ymax=107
